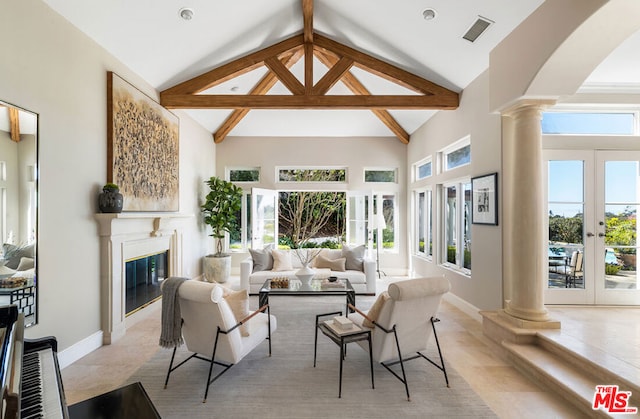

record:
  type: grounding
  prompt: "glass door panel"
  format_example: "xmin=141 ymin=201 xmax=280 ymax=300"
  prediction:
xmin=251 ymin=188 xmax=278 ymax=250
xmin=346 ymin=191 xmax=372 ymax=249
xmin=597 ymin=154 xmax=640 ymax=304
xmin=544 ymin=150 xmax=594 ymax=305
xmin=547 ymin=160 xmax=585 ymax=289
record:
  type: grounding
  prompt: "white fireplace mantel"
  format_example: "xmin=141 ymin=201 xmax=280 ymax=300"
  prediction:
xmin=95 ymin=213 xmax=193 ymax=344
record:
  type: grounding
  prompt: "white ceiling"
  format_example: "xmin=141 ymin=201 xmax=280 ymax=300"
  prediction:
xmin=39 ymin=0 xmax=640 ymax=138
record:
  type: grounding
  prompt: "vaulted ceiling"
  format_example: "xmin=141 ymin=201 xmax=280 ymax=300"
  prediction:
xmin=40 ymin=0 xmax=640 ymax=141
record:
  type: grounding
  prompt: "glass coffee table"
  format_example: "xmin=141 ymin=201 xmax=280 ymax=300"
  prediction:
xmin=259 ymin=278 xmax=356 ymax=314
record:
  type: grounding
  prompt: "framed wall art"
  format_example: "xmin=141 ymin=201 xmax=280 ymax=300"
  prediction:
xmin=107 ymin=71 xmax=180 ymax=211
xmin=471 ymin=172 xmax=498 ymax=225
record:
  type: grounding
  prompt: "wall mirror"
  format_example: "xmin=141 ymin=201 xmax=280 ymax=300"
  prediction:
xmin=0 ymin=101 xmax=38 ymax=327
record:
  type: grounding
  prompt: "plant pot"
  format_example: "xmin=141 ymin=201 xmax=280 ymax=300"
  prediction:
xmin=203 ymin=254 xmax=231 ymax=283
xmin=98 ymin=188 xmax=123 ymax=213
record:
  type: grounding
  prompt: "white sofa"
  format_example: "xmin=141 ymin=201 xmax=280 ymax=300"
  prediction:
xmin=240 ymin=247 xmax=376 ymax=295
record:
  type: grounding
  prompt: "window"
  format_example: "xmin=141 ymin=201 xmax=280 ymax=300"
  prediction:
xmin=442 ymin=181 xmax=471 ymax=272
xmin=542 ymin=112 xmax=635 ymax=135
xmin=278 ymin=168 xmax=347 ymax=182
xmin=229 ymin=192 xmax=251 ymax=251
xmin=228 ymin=168 xmax=260 ymax=182
xmin=365 ymin=169 xmax=396 ymax=183
xmin=442 ymin=138 xmax=471 ymax=171
xmin=414 ymin=158 xmax=432 ymax=180
xmin=373 ymin=194 xmax=396 ymax=252
xmin=415 ymin=190 xmax=432 ymax=258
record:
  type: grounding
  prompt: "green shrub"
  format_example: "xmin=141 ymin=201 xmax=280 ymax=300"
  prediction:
xmin=605 ymin=263 xmax=621 ymax=275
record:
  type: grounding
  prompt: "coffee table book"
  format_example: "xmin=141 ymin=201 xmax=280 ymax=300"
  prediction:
xmin=323 ymin=319 xmax=363 ymax=336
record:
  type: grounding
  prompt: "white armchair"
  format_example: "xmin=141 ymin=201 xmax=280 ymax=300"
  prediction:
xmin=347 ymin=276 xmax=451 ymax=401
xmin=163 ymin=280 xmax=277 ymax=402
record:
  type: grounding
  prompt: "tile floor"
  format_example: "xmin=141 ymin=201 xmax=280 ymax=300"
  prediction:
xmin=60 ymin=277 xmax=638 ymax=418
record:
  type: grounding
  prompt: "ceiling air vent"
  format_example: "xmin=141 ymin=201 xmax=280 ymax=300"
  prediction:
xmin=462 ymin=16 xmax=494 ymax=43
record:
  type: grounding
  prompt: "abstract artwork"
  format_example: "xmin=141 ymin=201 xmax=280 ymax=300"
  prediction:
xmin=107 ymin=72 xmax=179 ymax=211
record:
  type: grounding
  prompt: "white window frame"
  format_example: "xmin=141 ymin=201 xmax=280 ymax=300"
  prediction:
xmin=441 ymin=136 xmax=471 ymax=172
xmin=364 ymin=167 xmax=397 ymax=183
xmin=413 ymin=157 xmax=432 ymax=181
xmin=276 ymin=166 xmax=348 ymax=183
xmin=541 ymin=108 xmax=639 ymax=136
xmin=373 ymin=192 xmax=398 ymax=253
xmin=226 ymin=167 xmax=261 ymax=183
xmin=414 ymin=188 xmax=433 ymax=260
xmin=441 ymin=179 xmax=471 ymax=275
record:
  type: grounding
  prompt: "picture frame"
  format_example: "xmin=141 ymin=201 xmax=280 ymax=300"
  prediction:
xmin=471 ymin=172 xmax=498 ymax=225
xmin=107 ymin=71 xmax=180 ymax=211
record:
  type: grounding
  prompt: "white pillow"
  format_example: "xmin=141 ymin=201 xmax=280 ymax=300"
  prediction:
xmin=210 ymin=285 xmax=225 ymax=303
xmin=272 ymin=249 xmax=293 ymax=271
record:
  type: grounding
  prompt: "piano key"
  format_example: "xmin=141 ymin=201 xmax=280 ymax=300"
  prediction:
xmin=20 ymin=348 xmax=65 ymax=419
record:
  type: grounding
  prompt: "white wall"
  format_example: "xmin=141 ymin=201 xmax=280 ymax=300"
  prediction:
xmin=408 ymin=70 xmax=503 ymax=310
xmin=0 ymin=0 xmax=214 ymax=350
xmin=215 ymin=136 xmax=408 ymax=272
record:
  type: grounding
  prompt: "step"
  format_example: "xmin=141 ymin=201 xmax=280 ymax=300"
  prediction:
xmin=537 ymin=331 xmax=640 ymax=398
xmin=503 ymin=340 xmax=640 ymax=418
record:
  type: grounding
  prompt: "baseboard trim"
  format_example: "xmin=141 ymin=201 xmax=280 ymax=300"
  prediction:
xmin=58 ymin=331 xmax=103 ymax=370
xmin=443 ymin=293 xmax=482 ymax=322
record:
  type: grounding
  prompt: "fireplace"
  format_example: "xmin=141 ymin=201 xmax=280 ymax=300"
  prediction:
xmin=95 ymin=213 xmax=191 ymax=344
xmin=125 ymin=251 xmax=168 ymax=315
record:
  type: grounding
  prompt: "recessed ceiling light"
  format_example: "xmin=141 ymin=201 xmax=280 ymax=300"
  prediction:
xmin=422 ymin=8 xmax=437 ymax=21
xmin=179 ymin=7 xmax=194 ymax=21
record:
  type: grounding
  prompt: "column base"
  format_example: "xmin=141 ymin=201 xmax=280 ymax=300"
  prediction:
xmin=498 ymin=309 xmax=560 ymax=330
xmin=504 ymin=300 xmax=554 ymax=323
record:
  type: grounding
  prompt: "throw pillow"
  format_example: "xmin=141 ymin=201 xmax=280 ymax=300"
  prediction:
xmin=16 ymin=257 xmax=34 ymax=271
xmin=272 ymin=249 xmax=293 ymax=271
xmin=224 ymin=289 xmax=251 ymax=337
xmin=342 ymin=244 xmax=365 ymax=271
xmin=363 ymin=291 xmax=390 ymax=328
xmin=314 ymin=253 xmax=346 ymax=271
xmin=249 ymin=244 xmax=274 ymax=272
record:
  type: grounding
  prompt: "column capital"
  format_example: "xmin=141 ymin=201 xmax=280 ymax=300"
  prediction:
xmin=502 ymin=98 xmax=557 ymax=118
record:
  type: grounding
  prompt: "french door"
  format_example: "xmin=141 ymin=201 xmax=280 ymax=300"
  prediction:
xmin=545 ymin=150 xmax=640 ymax=305
xmin=346 ymin=191 xmax=373 ymax=250
xmin=251 ymin=188 xmax=278 ymax=249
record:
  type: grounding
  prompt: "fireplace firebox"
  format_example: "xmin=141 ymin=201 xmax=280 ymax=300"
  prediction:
xmin=125 ymin=251 xmax=168 ymax=315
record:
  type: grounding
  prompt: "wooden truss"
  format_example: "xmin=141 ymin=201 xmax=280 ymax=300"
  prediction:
xmin=160 ymin=0 xmax=459 ymax=143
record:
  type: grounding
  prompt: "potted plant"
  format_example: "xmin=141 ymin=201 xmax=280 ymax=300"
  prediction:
xmin=98 ymin=182 xmax=123 ymax=213
xmin=201 ymin=176 xmax=242 ymax=282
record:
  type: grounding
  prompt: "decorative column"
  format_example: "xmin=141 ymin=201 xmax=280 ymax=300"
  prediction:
xmin=502 ymin=100 xmax=556 ymax=324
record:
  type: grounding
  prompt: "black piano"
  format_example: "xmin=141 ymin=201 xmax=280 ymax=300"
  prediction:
xmin=0 ymin=304 xmax=68 ymax=419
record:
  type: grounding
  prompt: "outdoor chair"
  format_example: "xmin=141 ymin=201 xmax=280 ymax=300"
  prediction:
xmin=163 ymin=279 xmax=276 ymax=402
xmin=565 ymin=250 xmax=584 ymax=288
xmin=347 ymin=276 xmax=451 ymax=401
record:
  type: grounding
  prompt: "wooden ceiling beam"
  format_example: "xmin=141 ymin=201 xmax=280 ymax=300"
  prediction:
xmin=315 ymin=50 xmax=409 ymax=143
xmin=214 ymin=49 xmax=304 ymax=143
xmin=8 ymin=107 xmax=20 ymax=142
xmin=312 ymin=57 xmax=353 ymax=96
xmin=163 ymin=94 xmax=458 ymax=110
xmin=264 ymin=56 xmax=305 ymax=95
xmin=303 ymin=0 xmax=314 ymax=44
xmin=303 ymin=0 xmax=314 ymax=94
xmin=314 ymin=33 xmax=459 ymax=101
xmin=160 ymin=34 xmax=304 ymax=97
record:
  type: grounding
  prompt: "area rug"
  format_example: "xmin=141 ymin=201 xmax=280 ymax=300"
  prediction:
xmin=127 ymin=295 xmax=496 ymax=418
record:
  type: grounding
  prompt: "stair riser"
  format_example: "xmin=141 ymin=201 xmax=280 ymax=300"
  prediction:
xmin=536 ymin=337 xmax=640 ymax=401
xmin=504 ymin=347 xmax=612 ymax=419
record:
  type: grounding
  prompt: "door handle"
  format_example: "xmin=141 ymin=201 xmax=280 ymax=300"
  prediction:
xmin=586 ymin=232 xmax=594 ymax=237
xmin=598 ymin=233 xmax=605 ymax=238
